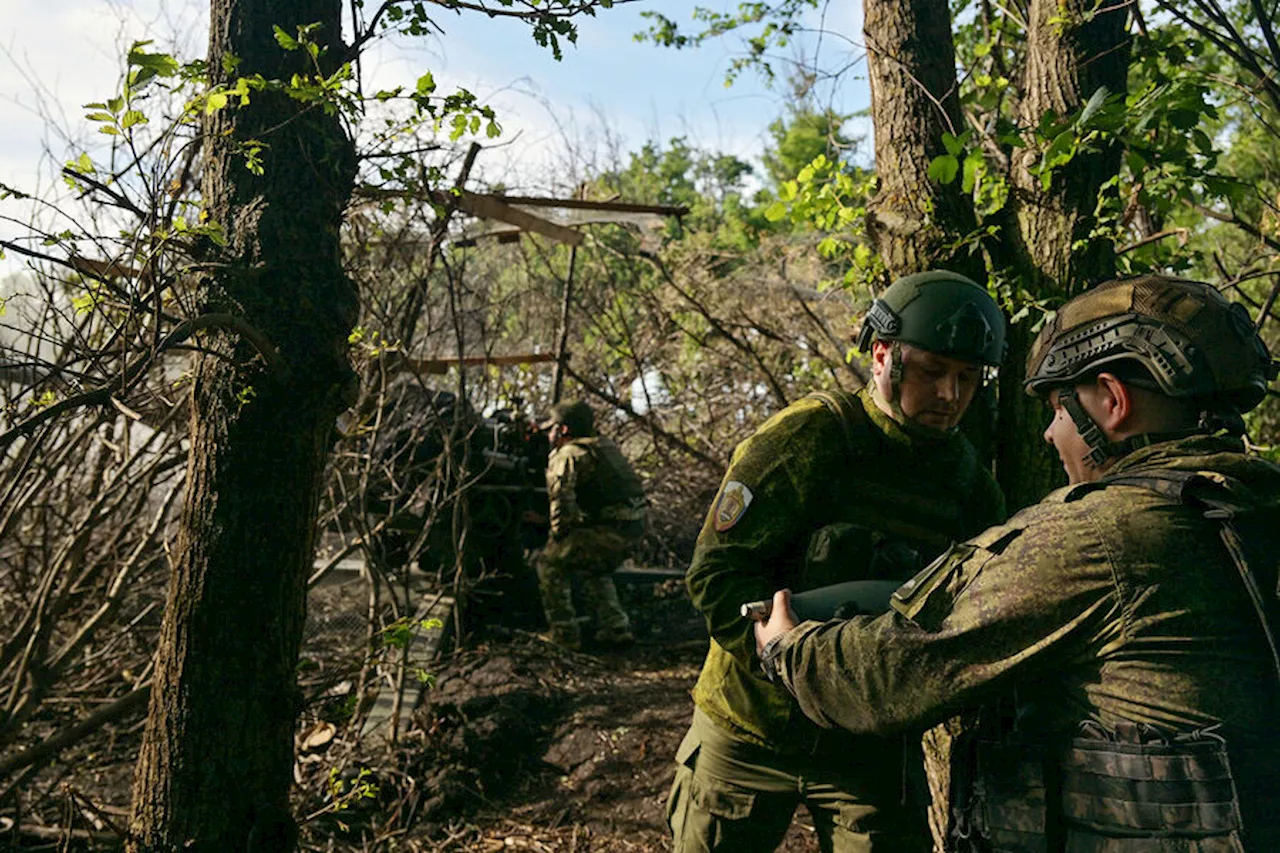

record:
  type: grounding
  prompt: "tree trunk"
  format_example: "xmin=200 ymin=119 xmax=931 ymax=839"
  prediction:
xmin=861 ymin=5 xmax=985 ymax=847
xmin=998 ymin=0 xmax=1132 ymax=510
xmin=126 ymin=0 xmax=357 ymax=849
xmin=863 ymin=0 xmax=982 ymax=282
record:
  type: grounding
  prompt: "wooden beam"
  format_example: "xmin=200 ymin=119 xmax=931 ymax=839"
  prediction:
xmin=492 ymin=195 xmax=689 ymax=217
xmin=405 ymin=352 xmax=559 ymax=375
xmin=430 ymin=191 xmax=584 ymax=246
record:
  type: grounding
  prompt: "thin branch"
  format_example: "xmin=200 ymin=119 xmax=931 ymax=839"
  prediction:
xmin=0 ymin=685 xmax=150 ymax=779
xmin=0 ymin=313 xmax=283 ymax=453
xmin=561 ymin=362 xmax=721 ymax=470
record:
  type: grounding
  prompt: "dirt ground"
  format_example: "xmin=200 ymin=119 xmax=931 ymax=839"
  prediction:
xmin=3 ymin=576 xmax=824 ymax=852
xmin=293 ymin=576 xmax=820 ymax=852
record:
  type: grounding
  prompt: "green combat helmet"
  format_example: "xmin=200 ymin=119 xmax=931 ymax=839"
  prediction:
xmin=856 ymin=270 xmax=1006 ymax=366
xmin=1025 ymin=275 xmax=1279 ymax=466
xmin=856 ymin=270 xmax=1006 ymax=428
xmin=542 ymin=399 xmax=596 ymax=437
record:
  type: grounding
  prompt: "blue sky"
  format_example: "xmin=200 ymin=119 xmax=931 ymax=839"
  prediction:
xmin=0 ymin=0 xmax=871 ymax=271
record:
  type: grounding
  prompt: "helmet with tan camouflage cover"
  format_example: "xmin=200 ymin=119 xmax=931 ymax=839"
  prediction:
xmin=1025 ymin=275 xmax=1277 ymax=413
xmin=856 ymin=270 xmax=1006 ymax=366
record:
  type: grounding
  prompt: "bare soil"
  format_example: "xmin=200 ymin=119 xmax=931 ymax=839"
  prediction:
xmin=3 ymin=578 xmax=823 ymax=852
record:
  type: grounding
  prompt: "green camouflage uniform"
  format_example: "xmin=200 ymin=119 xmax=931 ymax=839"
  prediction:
xmin=774 ymin=434 xmax=1280 ymax=851
xmin=670 ymin=388 xmax=1006 ymax=853
xmin=538 ymin=435 xmax=646 ymax=649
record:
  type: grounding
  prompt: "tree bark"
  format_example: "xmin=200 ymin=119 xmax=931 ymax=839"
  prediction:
xmin=126 ymin=0 xmax=357 ymax=849
xmin=863 ymin=0 xmax=982 ymax=282
xmin=998 ymin=0 xmax=1132 ymax=510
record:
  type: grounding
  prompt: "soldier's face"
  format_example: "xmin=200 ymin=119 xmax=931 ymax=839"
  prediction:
xmin=1044 ymin=388 xmax=1099 ymax=484
xmin=873 ymin=342 xmax=981 ymax=431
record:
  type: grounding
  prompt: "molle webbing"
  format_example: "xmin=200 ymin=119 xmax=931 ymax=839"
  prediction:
xmin=806 ymin=390 xmax=974 ymax=550
xmin=1061 ymin=730 xmax=1243 ymax=842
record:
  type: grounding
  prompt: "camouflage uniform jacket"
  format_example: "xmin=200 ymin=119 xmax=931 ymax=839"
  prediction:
xmin=774 ymin=434 xmax=1280 ymax=848
xmin=689 ymin=388 xmax=1005 ymax=750
xmin=546 ymin=435 xmax=645 ymax=537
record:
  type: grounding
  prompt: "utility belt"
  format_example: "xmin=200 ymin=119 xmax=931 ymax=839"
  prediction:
xmin=958 ymin=723 xmax=1244 ymax=853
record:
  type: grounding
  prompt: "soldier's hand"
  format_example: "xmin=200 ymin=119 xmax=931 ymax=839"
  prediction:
xmin=754 ymin=589 xmax=798 ymax=656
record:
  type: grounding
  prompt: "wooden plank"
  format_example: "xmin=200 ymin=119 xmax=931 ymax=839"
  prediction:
xmin=493 ymin=195 xmax=689 ymax=217
xmin=432 ymin=191 xmax=584 ymax=246
xmin=405 ymin=352 xmax=559 ymax=375
xmin=360 ymin=592 xmax=454 ymax=744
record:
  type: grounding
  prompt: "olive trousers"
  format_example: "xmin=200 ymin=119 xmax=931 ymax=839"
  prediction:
xmin=667 ymin=709 xmax=931 ymax=853
xmin=536 ymin=524 xmax=638 ymax=647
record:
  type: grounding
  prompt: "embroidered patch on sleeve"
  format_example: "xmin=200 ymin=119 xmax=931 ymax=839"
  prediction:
xmin=713 ymin=481 xmax=754 ymax=532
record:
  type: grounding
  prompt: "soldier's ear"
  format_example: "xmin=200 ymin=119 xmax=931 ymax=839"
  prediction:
xmin=1090 ymin=372 xmax=1132 ymax=432
xmin=870 ymin=340 xmax=890 ymax=377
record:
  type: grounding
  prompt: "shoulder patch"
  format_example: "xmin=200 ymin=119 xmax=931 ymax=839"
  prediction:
xmin=713 ymin=480 xmax=754 ymax=532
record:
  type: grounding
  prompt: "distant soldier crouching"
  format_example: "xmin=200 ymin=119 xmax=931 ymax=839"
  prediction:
xmin=537 ymin=399 xmax=647 ymax=651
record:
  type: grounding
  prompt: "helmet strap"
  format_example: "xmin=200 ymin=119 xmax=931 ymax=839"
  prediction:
xmin=1057 ymin=385 xmax=1112 ymax=469
xmin=886 ymin=341 xmax=906 ymax=415
xmin=875 ymin=342 xmax=951 ymax=440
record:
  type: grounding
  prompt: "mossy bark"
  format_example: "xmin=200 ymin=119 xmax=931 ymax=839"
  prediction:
xmin=126 ymin=1 xmax=357 ymax=850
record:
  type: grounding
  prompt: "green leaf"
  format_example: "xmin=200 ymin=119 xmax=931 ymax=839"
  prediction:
xmin=273 ymin=26 xmax=298 ymax=50
xmin=205 ymin=92 xmax=229 ymax=114
xmin=961 ymin=151 xmax=983 ymax=193
xmin=941 ymin=132 xmax=964 ymax=157
xmin=120 ymin=110 xmax=148 ymax=129
xmin=416 ymin=71 xmax=436 ymax=96
xmin=928 ymin=154 xmax=959 ymax=184
xmin=764 ymin=200 xmax=788 ymax=221
xmin=1077 ymin=85 xmax=1109 ymax=126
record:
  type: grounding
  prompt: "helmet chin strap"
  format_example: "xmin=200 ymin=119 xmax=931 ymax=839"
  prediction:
xmin=1057 ymin=386 xmax=1113 ymax=469
xmin=1058 ymin=385 xmax=1216 ymax=469
xmin=885 ymin=341 xmax=907 ymax=422
xmin=878 ymin=341 xmax=953 ymax=440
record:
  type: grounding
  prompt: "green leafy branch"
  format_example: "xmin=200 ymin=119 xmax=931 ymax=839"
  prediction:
xmin=637 ymin=0 xmax=819 ymax=85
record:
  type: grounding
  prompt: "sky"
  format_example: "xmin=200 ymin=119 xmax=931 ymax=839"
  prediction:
xmin=0 ymin=0 xmax=872 ymax=271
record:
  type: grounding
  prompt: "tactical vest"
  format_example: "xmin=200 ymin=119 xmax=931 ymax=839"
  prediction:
xmin=568 ymin=436 xmax=646 ymax=525
xmin=961 ymin=470 xmax=1279 ymax=853
xmin=806 ymin=389 xmax=986 ymax=560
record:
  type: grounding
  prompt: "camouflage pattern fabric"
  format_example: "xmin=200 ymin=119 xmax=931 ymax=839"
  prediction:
xmin=687 ymin=388 xmax=1004 ymax=749
xmin=774 ymin=434 xmax=1280 ymax=851
xmin=546 ymin=435 xmax=645 ymax=536
xmin=667 ymin=709 xmax=931 ymax=853
xmin=672 ymin=387 xmax=1005 ymax=853
xmin=539 ymin=436 xmax=645 ymax=648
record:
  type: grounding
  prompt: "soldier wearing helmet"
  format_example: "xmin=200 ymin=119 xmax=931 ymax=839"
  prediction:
xmin=756 ymin=275 xmax=1280 ymax=851
xmin=668 ymin=271 xmax=1008 ymax=853
xmin=536 ymin=399 xmax=647 ymax=651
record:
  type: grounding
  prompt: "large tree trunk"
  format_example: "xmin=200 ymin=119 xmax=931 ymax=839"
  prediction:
xmin=863 ymin=0 xmax=994 ymax=465
xmin=997 ymin=0 xmax=1132 ymax=510
xmin=126 ymin=0 xmax=357 ymax=849
xmin=863 ymin=0 xmax=982 ymax=282
xmin=861 ymin=4 xmax=984 ymax=847
xmin=861 ymin=2 xmax=1132 ymax=848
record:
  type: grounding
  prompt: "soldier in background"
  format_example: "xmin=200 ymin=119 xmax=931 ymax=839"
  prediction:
xmin=536 ymin=399 xmax=647 ymax=651
xmin=669 ymin=271 xmax=1008 ymax=853
xmin=758 ymin=275 xmax=1280 ymax=851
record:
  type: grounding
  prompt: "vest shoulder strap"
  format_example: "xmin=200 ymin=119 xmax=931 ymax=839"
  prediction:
xmin=806 ymin=389 xmax=871 ymax=460
xmin=1099 ymin=470 xmax=1280 ymax=684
